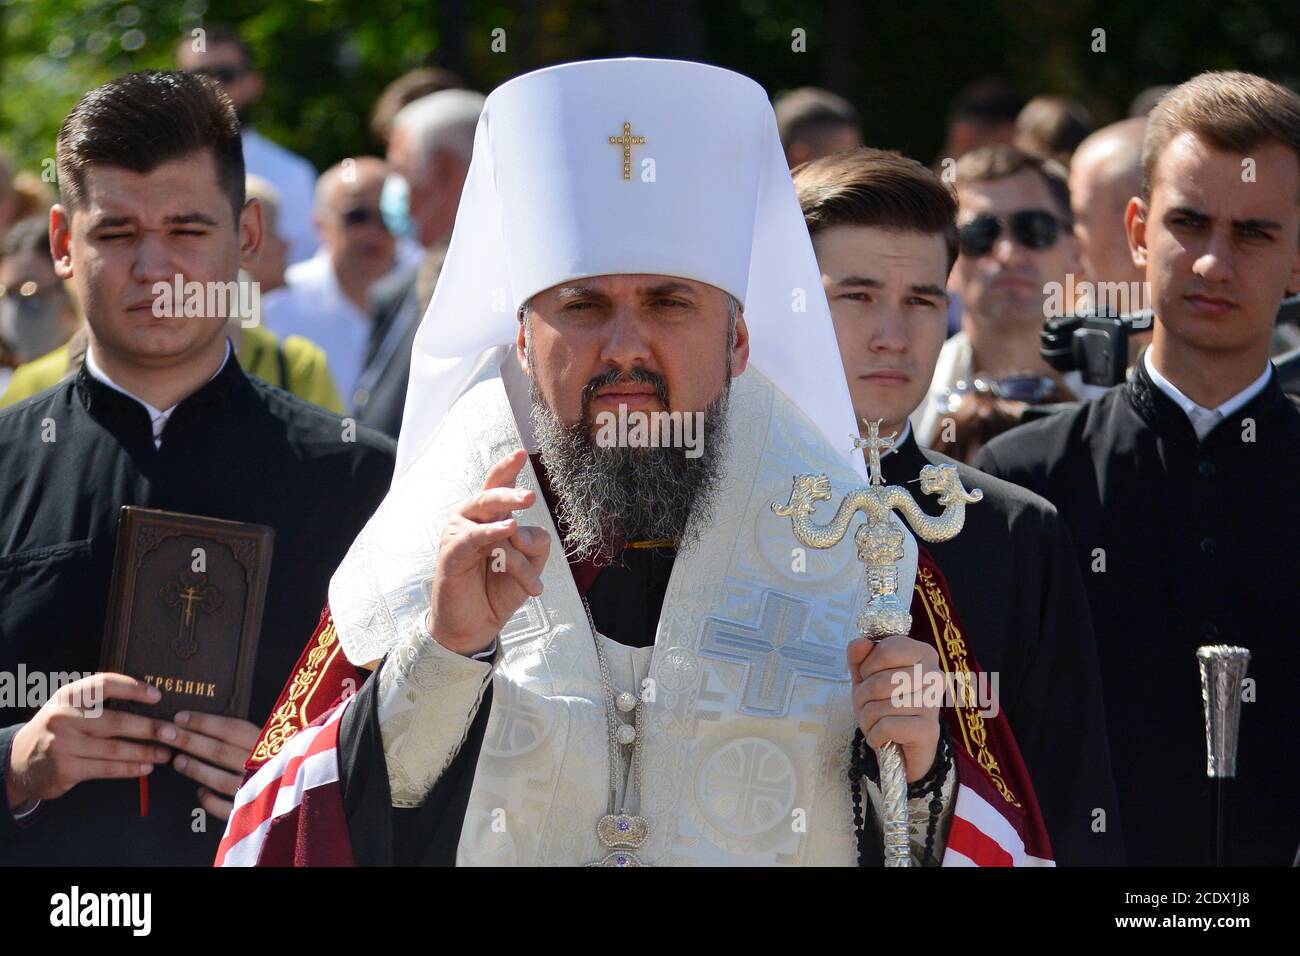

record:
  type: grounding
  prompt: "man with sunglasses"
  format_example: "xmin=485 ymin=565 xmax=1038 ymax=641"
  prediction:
xmin=915 ymin=145 xmax=1090 ymax=445
xmin=264 ymin=157 xmax=422 ymax=407
xmin=793 ymin=147 xmax=1122 ymax=864
xmin=976 ymin=71 xmax=1300 ymax=865
xmin=176 ymin=24 xmax=318 ymax=266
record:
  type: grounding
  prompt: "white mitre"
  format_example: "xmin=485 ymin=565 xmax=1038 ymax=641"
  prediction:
xmin=330 ymin=58 xmax=880 ymax=666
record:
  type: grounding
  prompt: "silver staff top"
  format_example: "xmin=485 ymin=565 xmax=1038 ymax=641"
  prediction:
xmin=1196 ymin=644 xmax=1251 ymax=779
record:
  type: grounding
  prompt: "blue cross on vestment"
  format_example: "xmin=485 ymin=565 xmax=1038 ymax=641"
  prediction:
xmin=699 ymin=591 xmax=846 ymax=717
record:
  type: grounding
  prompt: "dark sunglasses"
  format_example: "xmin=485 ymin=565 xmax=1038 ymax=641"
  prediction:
xmin=189 ymin=65 xmax=249 ymax=85
xmin=958 ymin=210 xmax=1069 ymax=257
xmin=339 ymin=206 xmax=389 ymax=230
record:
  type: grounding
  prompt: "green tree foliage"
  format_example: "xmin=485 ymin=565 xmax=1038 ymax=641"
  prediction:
xmin=1 ymin=0 xmax=1296 ymax=185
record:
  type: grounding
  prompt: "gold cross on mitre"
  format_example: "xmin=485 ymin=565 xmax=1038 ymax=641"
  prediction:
xmin=852 ymin=419 xmax=897 ymax=486
xmin=607 ymin=121 xmax=646 ymax=180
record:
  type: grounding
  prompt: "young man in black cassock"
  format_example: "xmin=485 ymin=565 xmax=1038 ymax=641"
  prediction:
xmin=977 ymin=71 xmax=1300 ymax=865
xmin=794 ymin=147 xmax=1123 ymax=865
xmin=0 ymin=71 xmax=395 ymax=865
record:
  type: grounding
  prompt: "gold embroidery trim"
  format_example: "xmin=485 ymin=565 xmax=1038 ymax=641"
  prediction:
xmin=914 ymin=567 xmax=1021 ymax=809
xmin=250 ymin=621 xmax=341 ymax=763
xmin=626 ymin=538 xmax=678 ymax=550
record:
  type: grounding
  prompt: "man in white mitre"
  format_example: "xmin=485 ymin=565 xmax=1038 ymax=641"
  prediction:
xmin=219 ymin=59 xmax=1053 ymax=867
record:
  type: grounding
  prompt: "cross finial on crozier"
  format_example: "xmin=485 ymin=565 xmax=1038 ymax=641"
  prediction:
xmin=852 ymin=419 xmax=897 ymax=486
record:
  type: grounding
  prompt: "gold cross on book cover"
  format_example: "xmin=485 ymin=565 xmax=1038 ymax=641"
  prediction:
xmin=98 ymin=506 xmax=274 ymax=722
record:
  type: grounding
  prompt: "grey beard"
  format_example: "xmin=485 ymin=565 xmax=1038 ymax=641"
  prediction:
xmin=529 ymin=372 xmax=731 ymax=564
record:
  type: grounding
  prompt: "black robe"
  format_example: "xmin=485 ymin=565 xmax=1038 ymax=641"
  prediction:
xmin=1277 ymin=346 xmax=1300 ymax=399
xmin=335 ymin=440 xmax=1122 ymax=865
xmin=882 ymin=433 xmax=1123 ymax=865
xmin=975 ymin=360 xmax=1300 ymax=865
xmin=0 ymin=350 xmax=395 ymax=865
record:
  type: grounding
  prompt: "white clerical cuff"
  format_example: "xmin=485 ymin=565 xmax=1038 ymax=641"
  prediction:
xmin=377 ymin=622 xmax=500 ymax=808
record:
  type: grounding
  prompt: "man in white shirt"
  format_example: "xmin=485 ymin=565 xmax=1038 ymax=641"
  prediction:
xmin=262 ymin=157 xmax=421 ymax=407
xmin=914 ymin=145 xmax=1094 ymax=445
xmin=351 ymin=89 xmax=485 ymax=430
xmin=975 ymin=70 xmax=1300 ymax=866
xmin=177 ymin=24 xmax=319 ymax=264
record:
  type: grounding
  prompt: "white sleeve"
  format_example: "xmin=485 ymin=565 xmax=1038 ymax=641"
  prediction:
xmin=376 ymin=624 xmax=500 ymax=808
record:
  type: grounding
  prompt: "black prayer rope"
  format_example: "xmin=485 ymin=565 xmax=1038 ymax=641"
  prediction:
xmin=849 ymin=728 xmax=878 ymax=867
xmin=911 ymin=725 xmax=952 ymax=866
xmin=849 ymin=725 xmax=951 ymax=867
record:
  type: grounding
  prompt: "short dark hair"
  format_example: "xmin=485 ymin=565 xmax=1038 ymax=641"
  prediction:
xmin=949 ymin=79 xmax=1026 ymax=127
xmin=1142 ymin=70 xmax=1300 ymax=201
xmin=1015 ymin=96 xmax=1094 ymax=165
xmin=793 ymin=146 xmax=960 ymax=273
xmin=56 ymin=70 xmax=245 ymax=222
xmin=954 ymin=144 xmax=1072 ymax=221
xmin=775 ymin=87 xmax=861 ymax=154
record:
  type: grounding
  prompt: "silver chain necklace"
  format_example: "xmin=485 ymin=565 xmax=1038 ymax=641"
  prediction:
xmin=581 ymin=596 xmax=650 ymax=867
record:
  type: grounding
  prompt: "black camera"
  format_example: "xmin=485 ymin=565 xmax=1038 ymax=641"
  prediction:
xmin=1042 ymin=294 xmax=1300 ymax=388
xmin=1041 ymin=312 xmax=1149 ymax=387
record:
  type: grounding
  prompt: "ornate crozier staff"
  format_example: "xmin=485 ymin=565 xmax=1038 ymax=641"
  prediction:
xmin=1196 ymin=644 xmax=1250 ymax=866
xmin=772 ymin=420 xmax=982 ymax=866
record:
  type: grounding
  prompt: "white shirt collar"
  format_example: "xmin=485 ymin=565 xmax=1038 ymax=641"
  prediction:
xmin=1143 ymin=349 xmax=1272 ymax=439
xmin=85 ymin=338 xmax=232 ymax=448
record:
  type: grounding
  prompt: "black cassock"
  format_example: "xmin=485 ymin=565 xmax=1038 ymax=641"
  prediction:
xmin=334 ymin=435 xmax=1123 ymax=866
xmin=883 ymin=432 xmax=1122 ymax=865
xmin=977 ymin=360 xmax=1300 ymax=865
xmin=0 ymin=352 xmax=395 ymax=865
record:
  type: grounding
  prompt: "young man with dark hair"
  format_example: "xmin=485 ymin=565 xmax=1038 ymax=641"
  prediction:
xmin=0 ymin=71 xmax=395 ymax=865
xmin=773 ymin=87 xmax=863 ymax=168
xmin=976 ymin=71 xmax=1300 ymax=865
xmin=794 ymin=146 xmax=1123 ymax=864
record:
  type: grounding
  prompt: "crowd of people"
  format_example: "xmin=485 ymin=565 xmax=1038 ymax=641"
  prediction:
xmin=0 ymin=24 xmax=1296 ymax=869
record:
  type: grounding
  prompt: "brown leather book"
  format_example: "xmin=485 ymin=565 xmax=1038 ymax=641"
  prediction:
xmin=99 ymin=506 xmax=274 ymax=721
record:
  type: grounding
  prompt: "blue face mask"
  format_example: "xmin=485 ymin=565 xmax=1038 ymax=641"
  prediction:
xmin=380 ymin=173 xmax=415 ymax=239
